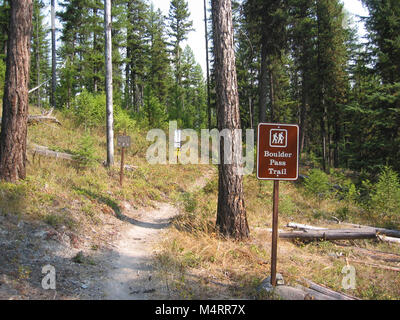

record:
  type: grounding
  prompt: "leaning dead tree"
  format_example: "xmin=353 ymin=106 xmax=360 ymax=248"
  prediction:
xmin=0 ymin=0 xmax=33 ymax=182
xmin=51 ymin=0 xmax=56 ymax=109
xmin=212 ymin=0 xmax=249 ymax=239
xmin=104 ymin=0 xmax=114 ymax=166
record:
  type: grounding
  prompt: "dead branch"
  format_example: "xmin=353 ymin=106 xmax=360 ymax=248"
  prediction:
xmin=301 ymin=278 xmax=358 ymax=300
xmin=29 ymin=144 xmax=75 ymax=161
xmin=377 ymin=234 xmax=400 ymax=244
xmin=335 ymin=244 xmax=400 ymax=263
xmin=347 ymin=259 xmax=400 ymax=272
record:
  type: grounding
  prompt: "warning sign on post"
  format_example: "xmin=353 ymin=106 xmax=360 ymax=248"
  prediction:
xmin=257 ymin=123 xmax=299 ymax=181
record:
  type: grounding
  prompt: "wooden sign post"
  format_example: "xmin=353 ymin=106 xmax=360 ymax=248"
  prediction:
xmin=257 ymin=123 xmax=299 ymax=286
xmin=117 ymin=134 xmax=131 ymax=186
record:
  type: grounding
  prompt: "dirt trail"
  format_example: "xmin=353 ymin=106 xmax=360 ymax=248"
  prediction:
xmin=102 ymin=170 xmax=214 ymax=300
xmin=103 ymin=203 xmax=177 ymax=299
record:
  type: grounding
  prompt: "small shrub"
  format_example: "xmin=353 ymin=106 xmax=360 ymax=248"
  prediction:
xmin=338 ymin=180 xmax=358 ymax=207
xmin=44 ymin=213 xmax=63 ymax=227
xmin=335 ymin=206 xmax=349 ymax=221
xmin=66 ymin=90 xmax=133 ymax=132
xmin=72 ymin=251 xmax=85 ymax=264
xmin=0 ymin=181 xmax=29 ymax=215
xmin=114 ymin=108 xmax=136 ymax=134
xmin=304 ymin=169 xmax=330 ymax=200
xmin=73 ymin=133 xmax=98 ymax=169
xmin=203 ymin=178 xmax=218 ymax=194
xmin=182 ymin=192 xmax=197 ymax=213
xmin=182 ymin=251 xmax=201 ymax=268
xmin=143 ymin=92 xmax=168 ymax=128
xmin=345 ymin=183 xmax=358 ymax=203
xmin=68 ymin=90 xmax=106 ymax=128
xmin=368 ymin=166 xmax=400 ymax=223
xmin=308 ymin=151 xmax=321 ymax=168
xmin=280 ymin=195 xmax=296 ymax=216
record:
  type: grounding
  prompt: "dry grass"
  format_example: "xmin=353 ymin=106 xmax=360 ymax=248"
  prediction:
xmin=1 ymin=106 xmax=211 ymax=240
xmin=154 ymin=172 xmax=400 ymax=300
xmin=1 ymin=105 xmax=399 ymax=300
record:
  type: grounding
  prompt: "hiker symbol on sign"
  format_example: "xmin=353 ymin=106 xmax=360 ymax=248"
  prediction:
xmin=270 ymin=129 xmax=287 ymax=148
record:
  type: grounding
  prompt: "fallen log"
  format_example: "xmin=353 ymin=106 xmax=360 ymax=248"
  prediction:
xmin=27 ymin=115 xmax=61 ymax=126
xmin=287 ymin=222 xmax=328 ymax=231
xmin=377 ymin=234 xmax=400 ymax=244
xmin=0 ymin=114 xmax=61 ymax=126
xmin=302 ymin=278 xmax=358 ymax=300
xmin=280 ymin=229 xmax=377 ymax=241
xmin=339 ymin=223 xmax=400 ymax=238
xmin=289 ymin=221 xmax=400 ymax=239
xmin=265 ymin=228 xmax=286 ymax=233
xmin=259 ymin=276 xmax=359 ymax=300
xmin=29 ymin=144 xmax=75 ymax=161
xmin=258 ymin=278 xmax=335 ymax=300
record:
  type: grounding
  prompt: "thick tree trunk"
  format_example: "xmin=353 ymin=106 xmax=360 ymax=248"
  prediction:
xmin=204 ymin=0 xmax=212 ymax=129
xmin=269 ymin=66 xmax=275 ymax=122
xmin=105 ymin=0 xmax=114 ymax=166
xmin=212 ymin=0 xmax=249 ymax=240
xmin=258 ymin=41 xmax=268 ymax=124
xmin=0 ymin=0 xmax=33 ymax=182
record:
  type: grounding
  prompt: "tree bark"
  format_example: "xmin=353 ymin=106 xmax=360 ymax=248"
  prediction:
xmin=51 ymin=0 xmax=56 ymax=109
xmin=279 ymin=229 xmax=377 ymax=241
xmin=0 ymin=0 xmax=33 ymax=182
xmin=204 ymin=0 xmax=212 ymax=129
xmin=104 ymin=0 xmax=114 ymax=166
xmin=269 ymin=65 xmax=275 ymax=122
xmin=211 ymin=0 xmax=249 ymax=240
xmin=35 ymin=5 xmax=41 ymax=108
xmin=258 ymin=41 xmax=268 ymax=124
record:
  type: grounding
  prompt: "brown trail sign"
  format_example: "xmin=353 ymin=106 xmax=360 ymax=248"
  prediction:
xmin=257 ymin=123 xmax=299 ymax=287
xmin=257 ymin=123 xmax=299 ymax=180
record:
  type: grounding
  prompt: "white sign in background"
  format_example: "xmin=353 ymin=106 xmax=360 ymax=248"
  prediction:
xmin=174 ymin=129 xmax=182 ymax=149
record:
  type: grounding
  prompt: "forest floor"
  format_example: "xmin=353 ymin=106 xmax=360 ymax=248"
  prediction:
xmin=101 ymin=170 xmax=214 ymax=300
xmin=0 ymin=166 xmax=214 ymax=300
xmin=1 ymin=106 xmax=400 ymax=300
xmin=0 ymin=105 xmax=215 ymax=300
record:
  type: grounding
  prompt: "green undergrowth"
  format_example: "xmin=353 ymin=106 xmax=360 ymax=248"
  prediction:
xmin=0 ymin=105 xmax=211 ymax=233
